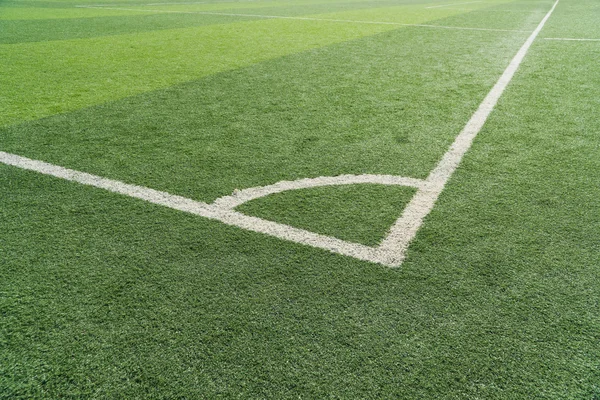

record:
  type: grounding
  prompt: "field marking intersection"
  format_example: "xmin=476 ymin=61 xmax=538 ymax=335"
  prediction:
xmin=0 ymin=152 xmax=393 ymax=266
xmin=2 ymin=0 xmax=560 ymax=267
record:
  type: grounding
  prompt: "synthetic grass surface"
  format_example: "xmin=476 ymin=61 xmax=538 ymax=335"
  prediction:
xmin=1 ymin=0 xmax=599 ymax=398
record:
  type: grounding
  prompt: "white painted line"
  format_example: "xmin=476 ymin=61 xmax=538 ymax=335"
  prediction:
xmin=441 ymin=7 xmax=543 ymax=12
xmin=379 ymin=0 xmax=560 ymax=265
xmin=0 ymin=151 xmax=213 ymax=215
xmin=544 ymin=37 xmax=600 ymax=41
xmin=213 ymin=174 xmax=425 ymax=209
xmin=74 ymin=5 xmax=529 ymax=33
xmin=426 ymin=1 xmax=481 ymax=9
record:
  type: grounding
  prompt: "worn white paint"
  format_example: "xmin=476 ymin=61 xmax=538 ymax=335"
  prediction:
xmin=543 ymin=37 xmax=600 ymax=41
xmin=426 ymin=1 xmax=482 ymax=9
xmin=2 ymin=0 xmax=559 ymax=266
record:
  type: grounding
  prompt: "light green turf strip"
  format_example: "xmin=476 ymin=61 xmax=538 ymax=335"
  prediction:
xmin=0 ymin=13 xmax=261 ymax=44
xmin=0 ymin=7 xmax=162 ymax=20
xmin=0 ymin=21 xmax=394 ymax=126
xmin=0 ymin=5 xmax=475 ymax=127
xmin=0 ymin=0 xmax=388 ymax=20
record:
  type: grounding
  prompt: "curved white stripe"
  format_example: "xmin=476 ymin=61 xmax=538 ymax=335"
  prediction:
xmin=213 ymin=174 xmax=425 ymax=209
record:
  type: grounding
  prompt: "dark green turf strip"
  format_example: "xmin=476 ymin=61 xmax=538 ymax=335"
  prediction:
xmin=0 ymin=24 xmax=532 ymax=202
xmin=237 ymin=184 xmax=417 ymax=246
xmin=0 ymin=14 xmax=257 ymax=44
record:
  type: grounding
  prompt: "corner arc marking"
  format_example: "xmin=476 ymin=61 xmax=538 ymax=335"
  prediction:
xmin=213 ymin=174 xmax=426 ymax=210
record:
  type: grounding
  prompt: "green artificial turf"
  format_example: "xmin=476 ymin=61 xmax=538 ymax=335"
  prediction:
xmin=1 ymin=0 xmax=599 ymax=398
xmin=0 ymin=21 xmax=530 ymax=201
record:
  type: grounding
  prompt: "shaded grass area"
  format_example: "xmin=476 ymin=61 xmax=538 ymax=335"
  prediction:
xmin=1 ymin=26 xmax=528 ymax=201
xmin=0 ymin=6 xmax=158 ymax=19
xmin=237 ymin=184 xmax=416 ymax=246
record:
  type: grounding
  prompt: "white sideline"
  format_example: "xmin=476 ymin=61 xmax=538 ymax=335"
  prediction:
xmin=74 ymin=5 xmax=530 ymax=32
xmin=426 ymin=1 xmax=481 ymax=9
xmin=1 ymin=0 xmax=559 ymax=267
xmin=544 ymin=37 xmax=600 ymax=41
xmin=378 ymin=0 xmax=560 ymax=264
